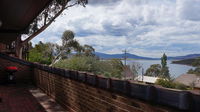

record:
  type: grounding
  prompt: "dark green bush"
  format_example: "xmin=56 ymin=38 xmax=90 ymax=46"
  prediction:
xmin=53 ymin=56 xmax=124 ymax=79
xmin=155 ymin=78 xmax=187 ymax=90
xmin=174 ymin=83 xmax=187 ymax=90
xmin=155 ymin=79 xmax=175 ymax=88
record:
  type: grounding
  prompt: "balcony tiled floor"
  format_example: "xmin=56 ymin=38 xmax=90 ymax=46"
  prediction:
xmin=0 ymin=84 xmax=66 ymax=112
xmin=0 ymin=84 xmax=46 ymax=112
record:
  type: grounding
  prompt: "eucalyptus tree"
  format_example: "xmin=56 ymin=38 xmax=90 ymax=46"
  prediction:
xmin=28 ymin=41 xmax=55 ymax=64
xmin=82 ymin=45 xmax=95 ymax=56
xmin=145 ymin=53 xmax=170 ymax=79
xmin=145 ymin=64 xmax=161 ymax=77
xmin=15 ymin=0 xmax=88 ymax=59
xmin=50 ymin=30 xmax=81 ymax=65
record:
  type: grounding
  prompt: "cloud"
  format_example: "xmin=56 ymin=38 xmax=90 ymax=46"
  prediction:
xmin=32 ymin=0 xmax=200 ymax=58
xmin=88 ymin=0 xmax=121 ymax=5
xmin=177 ymin=0 xmax=200 ymax=21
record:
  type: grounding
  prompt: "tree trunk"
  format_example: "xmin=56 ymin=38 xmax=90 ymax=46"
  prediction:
xmin=16 ymin=46 xmax=23 ymax=59
xmin=15 ymin=37 xmax=23 ymax=59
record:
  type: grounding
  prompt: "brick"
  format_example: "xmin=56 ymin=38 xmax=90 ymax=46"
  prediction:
xmin=69 ymin=70 xmax=78 ymax=80
xmin=111 ymin=78 xmax=128 ymax=94
xmin=77 ymin=72 xmax=86 ymax=82
xmin=86 ymin=73 xmax=97 ymax=86
xmin=97 ymin=75 xmax=110 ymax=89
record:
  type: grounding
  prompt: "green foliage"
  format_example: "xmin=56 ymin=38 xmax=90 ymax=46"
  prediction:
xmin=51 ymin=30 xmax=96 ymax=65
xmin=160 ymin=53 xmax=170 ymax=79
xmin=160 ymin=66 xmax=170 ymax=79
xmin=161 ymin=53 xmax=167 ymax=68
xmin=107 ymin=59 xmax=124 ymax=78
xmin=54 ymin=56 xmax=95 ymax=72
xmin=145 ymin=53 xmax=170 ymax=79
xmin=155 ymin=79 xmax=175 ymax=88
xmin=28 ymin=30 xmax=96 ymax=66
xmin=28 ymin=41 xmax=53 ymax=64
xmin=82 ymin=45 xmax=95 ymax=57
xmin=192 ymin=58 xmax=200 ymax=67
xmin=155 ymin=79 xmax=187 ymax=90
xmin=187 ymin=66 xmax=200 ymax=76
xmin=53 ymin=56 xmax=124 ymax=79
xmin=175 ymin=83 xmax=188 ymax=90
xmin=60 ymin=30 xmax=81 ymax=55
xmin=145 ymin=64 xmax=161 ymax=77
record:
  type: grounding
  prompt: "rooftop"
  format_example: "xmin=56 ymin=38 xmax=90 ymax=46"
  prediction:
xmin=135 ymin=76 xmax=159 ymax=84
xmin=175 ymin=74 xmax=200 ymax=88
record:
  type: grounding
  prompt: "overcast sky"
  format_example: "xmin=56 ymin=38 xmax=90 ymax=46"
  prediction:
xmin=32 ymin=0 xmax=200 ymax=58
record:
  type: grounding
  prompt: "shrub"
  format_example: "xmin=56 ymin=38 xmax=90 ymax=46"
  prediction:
xmin=155 ymin=78 xmax=187 ymax=90
xmin=53 ymin=56 xmax=124 ymax=79
xmin=155 ymin=79 xmax=175 ymax=88
xmin=174 ymin=83 xmax=187 ymax=90
xmin=29 ymin=49 xmax=52 ymax=65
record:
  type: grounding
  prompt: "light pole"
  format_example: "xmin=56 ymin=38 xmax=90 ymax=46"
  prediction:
xmin=122 ymin=49 xmax=128 ymax=66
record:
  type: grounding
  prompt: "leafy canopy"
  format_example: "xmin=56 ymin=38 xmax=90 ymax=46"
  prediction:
xmin=28 ymin=41 xmax=54 ymax=64
xmin=53 ymin=56 xmax=124 ymax=79
xmin=145 ymin=53 xmax=170 ymax=79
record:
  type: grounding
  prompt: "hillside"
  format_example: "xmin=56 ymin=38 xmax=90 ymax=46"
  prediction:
xmin=95 ymin=52 xmax=157 ymax=60
xmin=172 ymin=57 xmax=200 ymax=66
xmin=95 ymin=52 xmax=200 ymax=60
xmin=168 ymin=54 xmax=200 ymax=60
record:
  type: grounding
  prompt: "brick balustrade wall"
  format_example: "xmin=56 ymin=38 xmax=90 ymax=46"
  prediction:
xmin=0 ymin=53 xmax=200 ymax=112
xmin=34 ymin=68 xmax=173 ymax=112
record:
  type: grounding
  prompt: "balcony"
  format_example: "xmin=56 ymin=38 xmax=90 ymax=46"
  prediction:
xmin=0 ymin=84 xmax=66 ymax=112
xmin=0 ymin=53 xmax=200 ymax=112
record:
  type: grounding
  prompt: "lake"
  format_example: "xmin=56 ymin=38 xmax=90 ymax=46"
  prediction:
xmin=126 ymin=60 xmax=194 ymax=78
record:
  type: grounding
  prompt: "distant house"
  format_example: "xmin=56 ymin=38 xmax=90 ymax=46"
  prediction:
xmin=174 ymin=74 xmax=200 ymax=89
xmin=135 ymin=75 xmax=159 ymax=84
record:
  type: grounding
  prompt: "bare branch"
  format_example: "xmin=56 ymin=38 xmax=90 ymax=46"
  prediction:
xmin=64 ymin=2 xmax=78 ymax=9
xmin=22 ymin=5 xmax=65 ymax=45
xmin=21 ymin=0 xmax=88 ymax=45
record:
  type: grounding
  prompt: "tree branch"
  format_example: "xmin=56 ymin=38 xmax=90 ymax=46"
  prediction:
xmin=21 ymin=2 xmax=78 ymax=45
xmin=22 ymin=0 xmax=87 ymax=45
xmin=64 ymin=2 xmax=78 ymax=9
xmin=21 ymin=7 xmax=65 ymax=45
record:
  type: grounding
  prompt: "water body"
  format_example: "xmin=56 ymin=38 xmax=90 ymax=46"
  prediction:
xmin=126 ymin=60 xmax=194 ymax=78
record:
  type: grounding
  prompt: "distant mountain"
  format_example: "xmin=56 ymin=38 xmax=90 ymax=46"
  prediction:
xmin=95 ymin=52 xmax=200 ymax=60
xmin=172 ymin=58 xmax=197 ymax=66
xmin=168 ymin=54 xmax=200 ymax=60
xmin=95 ymin=52 xmax=158 ymax=60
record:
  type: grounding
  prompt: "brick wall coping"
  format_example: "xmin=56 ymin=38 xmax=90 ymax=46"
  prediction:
xmin=0 ymin=53 xmax=199 ymax=112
